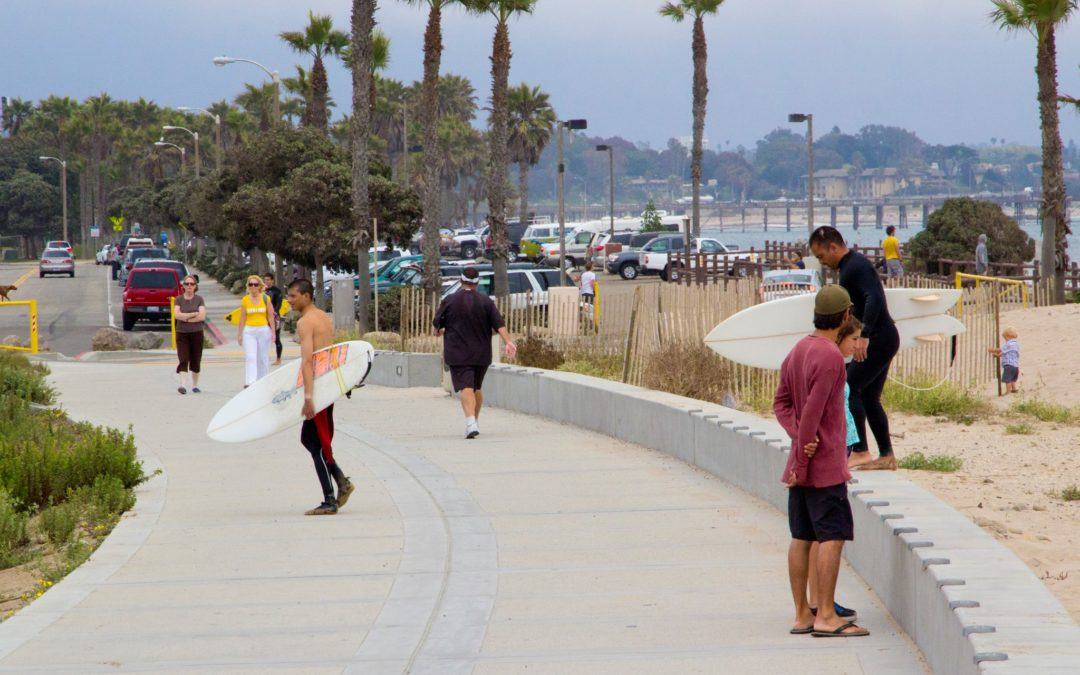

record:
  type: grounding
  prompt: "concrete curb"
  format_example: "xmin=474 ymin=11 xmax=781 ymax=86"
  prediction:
xmin=370 ymin=352 xmax=1080 ymax=674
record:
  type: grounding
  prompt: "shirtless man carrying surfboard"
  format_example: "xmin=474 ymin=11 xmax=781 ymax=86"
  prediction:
xmin=287 ymin=279 xmax=355 ymax=515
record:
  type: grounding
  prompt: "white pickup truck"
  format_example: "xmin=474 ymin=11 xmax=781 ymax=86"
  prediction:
xmin=638 ymin=235 xmax=755 ymax=281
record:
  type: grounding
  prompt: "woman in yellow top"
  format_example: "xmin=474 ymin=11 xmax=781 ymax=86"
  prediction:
xmin=237 ymin=275 xmax=277 ymax=386
xmin=882 ymin=226 xmax=903 ymax=278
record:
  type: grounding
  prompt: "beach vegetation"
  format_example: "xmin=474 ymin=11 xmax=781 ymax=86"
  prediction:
xmin=882 ymin=376 xmax=990 ymax=424
xmin=898 ymin=452 xmax=963 ymax=473
xmin=1004 ymin=422 xmax=1035 ymax=435
xmin=905 ymin=198 xmax=1035 ymax=274
xmin=1012 ymin=398 xmax=1079 ymax=425
xmin=1061 ymin=485 xmax=1080 ymax=502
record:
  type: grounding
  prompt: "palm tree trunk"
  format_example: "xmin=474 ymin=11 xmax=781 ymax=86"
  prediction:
xmin=518 ymin=160 xmax=529 ymax=235
xmin=1037 ymin=25 xmax=1069 ymax=304
xmin=351 ymin=0 xmax=377 ymax=333
xmin=420 ymin=2 xmax=444 ymax=304
xmin=310 ymin=54 xmax=330 ymax=130
xmin=488 ymin=19 xmax=512 ymax=297
xmin=690 ymin=15 xmax=708 ymax=239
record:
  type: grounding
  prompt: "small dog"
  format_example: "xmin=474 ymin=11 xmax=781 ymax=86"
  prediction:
xmin=0 ymin=285 xmax=16 ymax=302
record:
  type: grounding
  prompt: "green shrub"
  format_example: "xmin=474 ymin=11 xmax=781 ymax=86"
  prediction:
xmin=905 ymin=198 xmax=1035 ymax=274
xmin=0 ymin=489 xmax=29 ymax=568
xmin=882 ymin=377 xmax=989 ymax=424
xmin=1061 ymin=485 xmax=1080 ymax=502
xmin=0 ymin=353 xmax=54 ymax=405
xmin=515 ymin=337 xmax=565 ymax=370
xmin=1004 ymin=422 xmax=1034 ymax=435
xmin=1011 ymin=399 xmax=1079 ymax=425
xmin=898 ymin=452 xmax=963 ymax=473
xmin=39 ymin=502 xmax=79 ymax=545
xmin=369 ymin=287 xmax=404 ymax=333
xmin=557 ymin=353 xmax=623 ymax=380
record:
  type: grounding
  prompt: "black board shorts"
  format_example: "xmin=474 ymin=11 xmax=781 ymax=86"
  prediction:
xmin=788 ymin=483 xmax=854 ymax=542
xmin=450 ymin=365 xmax=488 ymax=392
xmin=1002 ymin=365 xmax=1019 ymax=384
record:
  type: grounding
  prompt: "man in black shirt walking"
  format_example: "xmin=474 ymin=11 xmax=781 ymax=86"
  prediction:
xmin=809 ymin=226 xmax=899 ymax=471
xmin=263 ymin=273 xmax=285 ymax=365
xmin=433 ymin=267 xmax=518 ymax=438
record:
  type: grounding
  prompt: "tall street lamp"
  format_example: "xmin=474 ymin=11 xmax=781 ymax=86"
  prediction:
xmin=38 ymin=156 xmax=68 ymax=242
xmin=213 ymin=56 xmax=280 ymax=127
xmin=178 ymin=106 xmax=223 ymax=170
xmin=163 ymin=126 xmax=200 ymax=177
xmin=557 ymin=118 xmax=588 ymax=285
xmin=595 ymin=144 xmax=615 ymax=239
xmin=154 ymin=139 xmax=186 ymax=173
xmin=788 ymin=113 xmax=815 ymax=234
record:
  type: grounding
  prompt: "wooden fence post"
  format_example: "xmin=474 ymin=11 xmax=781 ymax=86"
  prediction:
xmin=622 ymin=286 xmax=642 ymax=383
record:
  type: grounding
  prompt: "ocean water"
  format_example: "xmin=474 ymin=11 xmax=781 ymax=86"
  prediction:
xmin=702 ymin=219 xmax=1079 ymax=259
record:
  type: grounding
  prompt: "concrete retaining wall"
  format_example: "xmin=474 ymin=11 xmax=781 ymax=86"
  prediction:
xmin=368 ymin=352 xmax=1080 ymax=674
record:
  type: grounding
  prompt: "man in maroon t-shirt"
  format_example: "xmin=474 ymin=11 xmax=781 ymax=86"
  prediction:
xmin=774 ymin=285 xmax=869 ymax=638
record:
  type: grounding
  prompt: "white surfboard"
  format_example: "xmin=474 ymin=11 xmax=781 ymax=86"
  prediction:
xmin=206 ymin=340 xmax=375 ymax=443
xmin=704 ymin=288 xmax=965 ymax=370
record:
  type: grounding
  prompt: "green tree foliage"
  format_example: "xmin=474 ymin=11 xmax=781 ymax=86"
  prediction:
xmin=905 ymin=198 xmax=1035 ymax=272
xmin=641 ymin=200 xmax=665 ymax=232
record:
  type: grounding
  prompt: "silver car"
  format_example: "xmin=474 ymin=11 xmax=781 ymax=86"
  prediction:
xmin=39 ymin=249 xmax=75 ymax=277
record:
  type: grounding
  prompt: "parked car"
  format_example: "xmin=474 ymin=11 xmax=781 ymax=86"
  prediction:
xmin=758 ymin=269 xmax=822 ymax=302
xmin=441 ymin=267 xmax=564 ymax=310
xmin=638 ymin=236 xmax=753 ymax=281
xmin=95 ymin=244 xmax=113 ymax=265
xmin=39 ymin=249 xmax=75 ymax=277
xmin=600 ymin=232 xmax=663 ymax=280
xmin=116 ymin=235 xmax=154 ymax=260
xmin=450 ymin=226 xmax=487 ymax=259
xmin=45 ymin=240 xmax=73 ymax=254
xmin=119 ymin=246 xmax=170 ymax=285
xmin=128 ymin=259 xmax=188 ymax=286
xmin=122 ymin=267 xmax=181 ymax=331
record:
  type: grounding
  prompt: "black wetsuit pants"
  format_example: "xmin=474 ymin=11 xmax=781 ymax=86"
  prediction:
xmin=847 ymin=324 xmax=900 ymax=457
xmin=300 ymin=404 xmax=347 ymax=502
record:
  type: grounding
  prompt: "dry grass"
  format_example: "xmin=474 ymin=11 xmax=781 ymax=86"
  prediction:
xmin=642 ymin=341 xmax=734 ymax=405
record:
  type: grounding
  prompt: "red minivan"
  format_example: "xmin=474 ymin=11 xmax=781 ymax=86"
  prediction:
xmin=122 ymin=267 xmax=181 ymax=331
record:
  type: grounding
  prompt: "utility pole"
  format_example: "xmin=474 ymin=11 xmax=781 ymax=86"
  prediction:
xmin=789 ymin=113 xmax=815 ymax=234
xmin=557 ymin=118 xmax=588 ymax=285
xmin=596 ymin=144 xmax=614 ymax=238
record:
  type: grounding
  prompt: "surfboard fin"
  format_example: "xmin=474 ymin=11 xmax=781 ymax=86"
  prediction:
xmin=914 ymin=334 xmax=945 ymax=343
xmin=912 ymin=294 xmax=943 ymax=303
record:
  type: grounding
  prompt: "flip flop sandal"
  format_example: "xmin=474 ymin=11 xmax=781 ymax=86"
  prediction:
xmin=789 ymin=626 xmax=814 ymax=635
xmin=812 ymin=621 xmax=870 ymax=638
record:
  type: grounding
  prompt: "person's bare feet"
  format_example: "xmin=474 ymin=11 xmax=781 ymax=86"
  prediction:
xmin=848 ymin=452 xmax=874 ymax=470
xmin=853 ymin=455 xmax=898 ymax=471
xmin=791 ymin=608 xmax=815 ymax=634
xmin=273 ymin=359 xmax=282 ymax=366
xmin=811 ymin=620 xmax=869 ymax=637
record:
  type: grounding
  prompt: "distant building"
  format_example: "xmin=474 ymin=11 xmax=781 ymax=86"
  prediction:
xmin=803 ymin=167 xmax=944 ymax=199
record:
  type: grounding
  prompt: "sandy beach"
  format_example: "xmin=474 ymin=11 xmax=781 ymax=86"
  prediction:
xmin=888 ymin=303 xmax=1080 ymax=621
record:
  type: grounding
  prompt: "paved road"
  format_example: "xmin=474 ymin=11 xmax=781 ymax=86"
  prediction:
xmin=0 ymin=260 xmax=130 ymax=356
xmin=0 ymin=356 xmax=926 ymax=673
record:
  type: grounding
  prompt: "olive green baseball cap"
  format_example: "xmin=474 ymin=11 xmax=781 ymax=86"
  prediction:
xmin=815 ymin=285 xmax=852 ymax=315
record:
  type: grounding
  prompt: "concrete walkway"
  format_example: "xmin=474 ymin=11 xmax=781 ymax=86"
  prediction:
xmin=0 ymin=357 xmax=927 ymax=673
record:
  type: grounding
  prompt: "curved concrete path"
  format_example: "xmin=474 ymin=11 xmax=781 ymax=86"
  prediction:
xmin=0 ymin=357 xmax=927 ymax=673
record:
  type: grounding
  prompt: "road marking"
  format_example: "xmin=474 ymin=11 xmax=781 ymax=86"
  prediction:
xmin=105 ymin=267 xmax=117 ymax=328
xmin=10 ymin=269 xmax=34 ymax=288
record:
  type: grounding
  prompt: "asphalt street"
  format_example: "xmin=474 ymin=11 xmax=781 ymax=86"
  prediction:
xmin=0 ymin=260 xmax=165 ymax=357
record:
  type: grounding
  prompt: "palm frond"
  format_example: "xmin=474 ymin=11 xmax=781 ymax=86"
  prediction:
xmin=659 ymin=2 xmax=687 ymax=21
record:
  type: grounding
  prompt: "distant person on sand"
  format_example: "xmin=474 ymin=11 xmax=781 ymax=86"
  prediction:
xmin=433 ymin=267 xmax=517 ymax=439
xmin=975 ymin=234 xmax=989 ymax=275
xmin=173 ymin=275 xmax=206 ymax=395
xmin=809 ymin=226 xmax=899 ymax=471
xmin=882 ymin=226 xmax=903 ymax=278
xmin=988 ymin=326 xmax=1020 ymax=394
xmin=774 ymin=285 xmax=868 ymax=639
xmin=288 ymin=279 xmax=355 ymax=516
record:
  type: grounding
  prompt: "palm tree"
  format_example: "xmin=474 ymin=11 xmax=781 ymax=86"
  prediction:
xmin=350 ymin=0 xmax=377 ymax=332
xmin=235 ymin=83 xmax=277 ymax=131
xmin=465 ymin=0 xmax=538 ymax=297
xmin=659 ymin=0 xmax=726 ymax=238
xmin=437 ymin=74 xmax=478 ymax=120
xmin=280 ymin=11 xmax=349 ymax=131
xmin=400 ymin=0 xmax=462 ymax=300
xmin=508 ymin=84 xmax=555 ymax=234
xmin=992 ymin=0 xmax=1077 ymax=304
xmin=1 ymin=97 xmax=34 ymax=136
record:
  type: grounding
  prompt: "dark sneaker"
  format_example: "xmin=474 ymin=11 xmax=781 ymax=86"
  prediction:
xmin=192 ymin=387 xmax=201 ymax=394
xmin=178 ymin=387 xmax=187 ymax=395
xmin=337 ymin=480 xmax=355 ymax=509
xmin=304 ymin=501 xmax=338 ymax=516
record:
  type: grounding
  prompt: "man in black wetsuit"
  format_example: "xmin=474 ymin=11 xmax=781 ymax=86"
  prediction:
xmin=809 ymin=226 xmax=899 ymax=471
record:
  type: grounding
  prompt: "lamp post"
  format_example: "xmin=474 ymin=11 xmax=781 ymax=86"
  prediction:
xmin=595 ymin=144 xmax=615 ymax=239
xmin=178 ymin=107 xmax=223 ymax=170
xmin=557 ymin=118 xmax=588 ymax=285
xmin=788 ymin=113 xmax=814 ymax=234
xmin=154 ymin=139 xmax=186 ymax=174
xmin=163 ymin=126 xmax=200 ymax=177
xmin=213 ymin=56 xmax=280 ymax=127
xmin=38 ymin=156 xmax=68 ymax=242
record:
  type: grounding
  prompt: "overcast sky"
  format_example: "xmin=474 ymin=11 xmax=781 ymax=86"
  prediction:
xmin=4 ymin=0 xmax=1080 ymax=149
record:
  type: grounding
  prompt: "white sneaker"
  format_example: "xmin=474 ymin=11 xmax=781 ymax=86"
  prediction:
xmin=465 ymin=420 xmax=479 ymax=439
